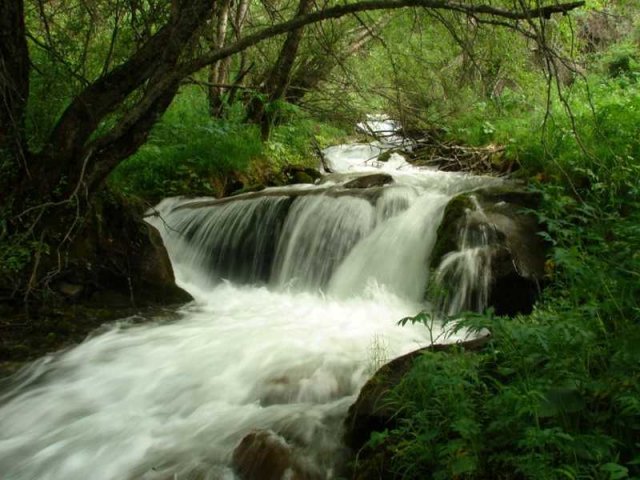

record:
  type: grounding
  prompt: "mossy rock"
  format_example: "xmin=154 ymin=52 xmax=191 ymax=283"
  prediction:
xmin=344 ymin=349 xmax=421 ymax=452
xmin=377 ymin=150 xmax=393 ymax=162
xmin=472 ymin=184 xmax=542 ymax=209
xmin=431 ymin=184 xmax=542 ymax=269
xmin=291 ymin=172 xmax=315 ymax=184
xmin=344 ymin=336 xmax=490 ymax=478
xmin=430 ymin=184 xmax=546 ymax=316
xmin=282 ymin=165 xmax=322 ymax=185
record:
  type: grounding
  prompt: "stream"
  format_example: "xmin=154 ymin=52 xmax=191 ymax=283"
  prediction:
xmin=0 ymin=119 xmax=501 ymax=479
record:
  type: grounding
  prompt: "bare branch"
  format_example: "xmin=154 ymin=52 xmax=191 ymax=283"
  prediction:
xmin=182 ymin=0 xmax=585 ymax=76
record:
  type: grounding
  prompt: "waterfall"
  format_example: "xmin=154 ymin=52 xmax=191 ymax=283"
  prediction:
xmin=148 ymin=171 xmax=501 ymax=304
xmin=434 ymin=195 xmax=499 ymax=316
xmin=272 ymin=195 xmax=375 ymax=290
xmin=0 ymin=124 xmax=505 ymax=480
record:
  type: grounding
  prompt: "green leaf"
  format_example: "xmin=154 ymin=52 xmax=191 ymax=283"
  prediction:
xmin=600 ymin=463 xmax=629 ymax=480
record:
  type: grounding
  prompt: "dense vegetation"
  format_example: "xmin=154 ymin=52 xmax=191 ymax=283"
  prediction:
xmin=352 ymin=9 xmax=640 ymax=479
xmin=2 ymin=0 xmax=640 ymax=478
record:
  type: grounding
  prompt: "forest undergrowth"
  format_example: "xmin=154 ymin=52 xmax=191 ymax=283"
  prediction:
xmin=356 ymin=41 xmax=640 ymax=480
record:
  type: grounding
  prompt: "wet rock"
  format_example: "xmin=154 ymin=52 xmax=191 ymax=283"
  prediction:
xmin=344 ymin=173 xmax=394 ymax=189
xmin=283 ymin=165 xmax=322 ymax=185
xmin=232 ymin=430 xmax=319 ymax=480
xmin=230 ymin=184 xmax=266 ymax=196
xmin=344 ymin=350 xmax=420 ymax=451
xmin=377 ymin=150 xmax=394 ymax=162
xmin=431 ymin=184 xmax=545 ymax=316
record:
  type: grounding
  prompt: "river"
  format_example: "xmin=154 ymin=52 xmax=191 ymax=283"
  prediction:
xmin=0 ymin=121 xmax=501 ymax=479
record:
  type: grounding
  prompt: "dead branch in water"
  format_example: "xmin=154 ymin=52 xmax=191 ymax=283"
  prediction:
xmin=407 ymin=137 xmax=510 ymax=174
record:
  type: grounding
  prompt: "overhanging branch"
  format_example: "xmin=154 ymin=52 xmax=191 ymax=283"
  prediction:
xmin=181 ymin=0 xmax=585 ymax=76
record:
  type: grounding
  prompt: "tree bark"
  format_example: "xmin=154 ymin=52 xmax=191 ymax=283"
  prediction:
xmin=0 ymin=0 xmax=30 ymax=181
xmin=41 ymin=0 xmax=216 ymax=195
xmin=208 ymin=0 xmax=232 ymax=116
xmin=247 ymin=0 xmax=314 ymax=138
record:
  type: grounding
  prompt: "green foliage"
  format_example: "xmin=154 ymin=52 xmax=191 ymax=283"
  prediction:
xmin=108 ymin=87 xmax=263 ymax=199
xmin=374 ymin=124 xmax=640 ymax=478
xmin=366 ymin=32 xmax=640 ymax=480
xmin=382 ymin=299 xmax=639 ymax=478
xmin=268 ymin=116 xmax=345 ymax=167
xmin=439 ymin=35 xmax=640 ymax=194
xmin=599 ymin=42 xmax=640 ymax=78
xmin=108 ymin=88 xmax=343 ymax=200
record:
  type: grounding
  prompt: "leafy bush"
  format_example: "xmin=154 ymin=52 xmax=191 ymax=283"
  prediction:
xmin=108 ymin=87 xmax=263 ymax=199
xmin=108 ymin=88 xmax=344 ymax=200
xmin=370 ymin=161 xmax=640 ymax=478
xmin=369 ymin=39 xmax=640 ymax=476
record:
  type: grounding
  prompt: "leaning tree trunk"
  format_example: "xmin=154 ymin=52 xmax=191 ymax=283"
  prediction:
xmin=0 ymin=0 xmax=216 ymax=298
xmin=41 ymin=0 xmax=216 ymax=199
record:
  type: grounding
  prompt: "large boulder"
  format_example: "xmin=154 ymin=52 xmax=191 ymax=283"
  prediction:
xmin=344 ymin=336 xmax=490 ymax=479
xmin=1 ymin=193 xmax=191 ymax=365
xmin=232 ymin=430 xmax=320 ymax=480
xmin=430 ymin=185 xmax=546 ymax=316
xmin=57 ymin=193 xmax=191 ymax=308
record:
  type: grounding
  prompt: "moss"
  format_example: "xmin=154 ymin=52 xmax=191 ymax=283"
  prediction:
xmin=290 ymin=172 xmax=315 ymax=184
xmin=430 ymin=184 xmax=542 ymax=271
xmin=378 ymin=150 xmax=393 ymax=162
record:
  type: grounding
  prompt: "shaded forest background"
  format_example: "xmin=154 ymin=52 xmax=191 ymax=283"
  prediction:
xmin=1 ymin=0 xmax=640 ymax=478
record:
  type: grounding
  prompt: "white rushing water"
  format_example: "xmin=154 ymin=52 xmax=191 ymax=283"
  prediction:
xmin=0 ymin=120 xmax=502 ymax=480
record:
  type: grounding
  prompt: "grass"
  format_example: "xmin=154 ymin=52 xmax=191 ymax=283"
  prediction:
xmin=108 ymin=86 xmax=346 ymax=201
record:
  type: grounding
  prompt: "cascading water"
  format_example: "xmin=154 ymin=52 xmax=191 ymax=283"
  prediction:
xmin=0 ymin=121 xmax=504 ymax=480
xmin=434 ymin=195 xmax=500 ymax=317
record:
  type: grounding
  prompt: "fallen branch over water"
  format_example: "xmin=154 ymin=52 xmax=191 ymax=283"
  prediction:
xmin=408 ymin=138 xmax=510 ymax=174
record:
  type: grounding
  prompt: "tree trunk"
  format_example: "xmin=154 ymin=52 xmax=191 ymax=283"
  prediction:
xmin=208 ymin=0 xmax=232 ymax=116
xmin=247 ymin=0 xmax=314 ymax=139
xmin=0 ymin=0 xmax=30 ymax=189
xmin=39 ymin=0 xmax=216 ymax=196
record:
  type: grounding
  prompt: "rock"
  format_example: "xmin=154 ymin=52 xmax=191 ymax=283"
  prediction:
xmin=430 ymin=184 xmax=546 ymax=316
xmin=230 ymin=184 xmax=266 ymax=196
xmin=232 ymin=430 xmax=319 ymax=480
xmin=61 ymin=192 xmax=191 ymax=308
xmin=283 ymin=165 xmax=322 ymax=185
xmin=344 ymin=336 xmax=491 ymax=478
xmin=344 ymin=350 xmax=420 ymax=451
xmin=344 ymin=173 xmax=394 ymax=189
xmin=377 ymin=150 xmax=393 ymax=162
xmin=292 ymin=172 xmax=315 ymax=184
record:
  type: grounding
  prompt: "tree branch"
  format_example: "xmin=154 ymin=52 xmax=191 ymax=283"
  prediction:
xmin=181 ymin=0 xmax=585 ymax=76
